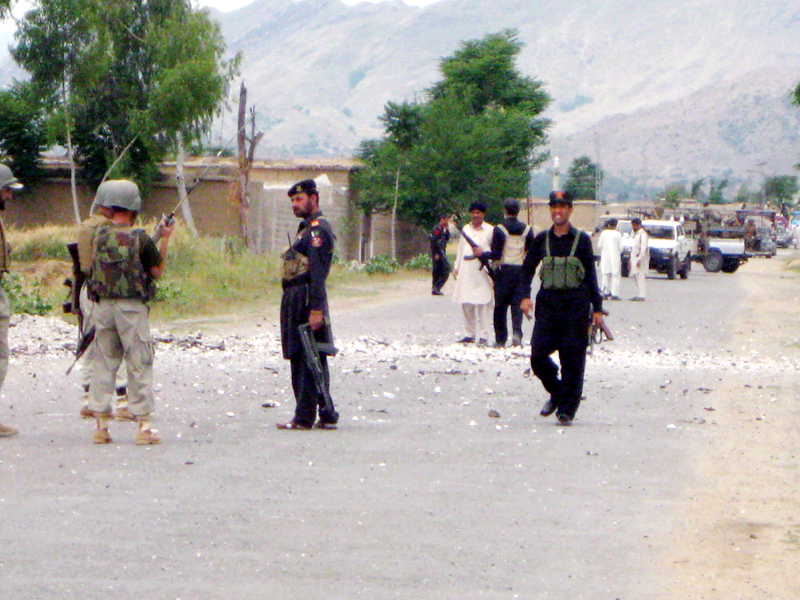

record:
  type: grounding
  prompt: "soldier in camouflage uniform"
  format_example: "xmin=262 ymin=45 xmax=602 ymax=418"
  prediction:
xmin=0 ymin=164 xmax=22 ymax=438
xmin=86 ymin=180 xmax=175 ymax=445
xmin=76 ymin=184 xmax=129 ymax=419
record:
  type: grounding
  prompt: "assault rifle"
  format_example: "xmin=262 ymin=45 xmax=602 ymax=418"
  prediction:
xmin=66 ymin=325 xmax=96 ymax=375
xmin=62 ymin=243 xmax=85 ymax=338
xmin=587 ymin=308 xmax=614 ymax=355
xmin=453 ymin=216 xmax=495 ymax=279
xmin=298 ymin=323 xmax=337 ymax=415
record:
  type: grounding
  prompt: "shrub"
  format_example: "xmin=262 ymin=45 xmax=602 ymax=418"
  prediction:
xmin=364 ymin=254 xmax=401 ymax=275
xmin=1 ymin=273 xmax=52 ymax=315
xmin=404 ymin=253 xmax=432 ymax=270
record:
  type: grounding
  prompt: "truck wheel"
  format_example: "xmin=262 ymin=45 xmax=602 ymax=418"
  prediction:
xmin=667 ymin=256 xmax=678 ymax=280
xmin=621 ymin=259 xmax=630 ymax=278
xmin=721 ymin=262 xmax=740 ymax=273
xmin=703 ymin=251 xmax=723 ymax=273
xmin=679 ymin=256 xmax=691 ymax=279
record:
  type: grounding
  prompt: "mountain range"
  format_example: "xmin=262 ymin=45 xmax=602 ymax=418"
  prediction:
xmin=3 ymin=0 xmax=800 ymax=197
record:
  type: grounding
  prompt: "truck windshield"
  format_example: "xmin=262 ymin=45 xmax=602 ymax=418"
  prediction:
xmin=646 ymin=225 xmax=675 ymax=240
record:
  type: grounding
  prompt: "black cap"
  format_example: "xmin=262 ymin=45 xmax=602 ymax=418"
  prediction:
xmin=468 ymin=201 xmax=487 ymax=213
xmin=288 ymin=179 xmax=318 ymax=197
xmin=548 ymin=190 xmax=573 ymax=206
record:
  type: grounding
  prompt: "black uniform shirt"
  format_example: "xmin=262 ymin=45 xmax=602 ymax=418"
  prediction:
xmin=515 ymin=225 xmax=603 ymax=313
xmin=293 ymin=211 xmax=335 ymax=313
xmin=430 ymin=224 xmax=450 ymax=257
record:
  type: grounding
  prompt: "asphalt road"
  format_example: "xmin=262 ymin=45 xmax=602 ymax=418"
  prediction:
xmin=0 ymin=260 xmax=787 ymax=600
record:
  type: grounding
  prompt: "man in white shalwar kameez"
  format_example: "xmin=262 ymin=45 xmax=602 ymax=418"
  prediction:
xmin=598 ymin=218 xmax=623 ymax=300
xmin=629 ymin=217 xmax=649 ymax=301
xmin=453 ymin=201 xmax=494 ymax=345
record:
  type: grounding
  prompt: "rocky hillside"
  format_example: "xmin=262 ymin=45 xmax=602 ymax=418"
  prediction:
xmin=3 ymin=0 xmax=800 ymax=191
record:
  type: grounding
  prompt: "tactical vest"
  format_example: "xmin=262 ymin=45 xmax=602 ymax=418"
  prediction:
xmin=539 ymin=229 xmax=585 ymax=290
xmin=497 ymin=224 xmax=531 ymax=266
xmin=90 ymin=225 xmax=155 ymax=301
xmin=281 ymin=245 xmax=309 ymax=281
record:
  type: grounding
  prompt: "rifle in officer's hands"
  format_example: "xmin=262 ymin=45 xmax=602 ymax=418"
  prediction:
xmin=588 ymin=308 xmax=614 ymax=354
xmin=63 ymin=242 xmax=85 ymax=338
xmin=66 ymin=325 xmax=96 ymax=375
xmin=298 ymin=323 xmax=337 ymax=414
xmin=452 ymin=215 xmax=495 ymax=279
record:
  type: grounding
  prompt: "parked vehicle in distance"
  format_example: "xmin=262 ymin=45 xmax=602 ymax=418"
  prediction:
xmin=641 ymin=220 xmax=694 ymax=279
xmin=696 ymin=232 xmax=748 ymax=273
xmin=776 ymin=225 xmax=795 ymax=249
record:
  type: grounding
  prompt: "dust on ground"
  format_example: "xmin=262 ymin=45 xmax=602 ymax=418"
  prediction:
xmin=663 ymin=255 xmax=800 ymax=599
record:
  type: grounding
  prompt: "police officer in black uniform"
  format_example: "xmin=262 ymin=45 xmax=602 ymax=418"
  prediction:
xmin=516 ymin=191 xmax=605 ymax=426
xmin=277 ymin=179 xmax=339 ymax=430
xmin=430 ymin=215 xmax=450 ymax=295
xmin=489 ymin=198 xmax=535 ymax=347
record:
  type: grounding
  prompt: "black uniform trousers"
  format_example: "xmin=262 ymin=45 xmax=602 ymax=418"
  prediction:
xmin=281 ymin=283 xmax=338 ymax=427
xmin=493 ymin=265 xmax=524 ymax=344
xmin=289 ymin=351 xmax=337 ymax=427
xmin=530 ymin=293 xmax=591 ymax=419
xmin=432 ymin=256 xmax=450 ymax=292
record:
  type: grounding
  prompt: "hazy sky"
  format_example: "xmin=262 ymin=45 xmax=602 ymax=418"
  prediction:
xmin=201 ymin=0 xmax=442 ymax=11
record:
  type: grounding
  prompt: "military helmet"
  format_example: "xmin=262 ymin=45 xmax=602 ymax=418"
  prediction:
xmin=0 ymin=163 xmax=23 ymax=190
xmin=94 ymin=179 xmax=141 ymax=212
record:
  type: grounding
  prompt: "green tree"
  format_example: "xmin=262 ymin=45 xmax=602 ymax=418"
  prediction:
xmin=353 ymin=29 xmax=551 ymax=235
xmin=707 ymin=178 xmax=729 ymax=204
xmin=0 ymin=85 xmax=47 ymax=185
xmin=762 ymin=175 xmax=798 ymax=214
xmin=564 ymin=155 xmax=603 ymax=200
xmin=690 ymin=179 xmax=705 ymax=200
xmin=12 ymin=0 xmax=238 ymax=219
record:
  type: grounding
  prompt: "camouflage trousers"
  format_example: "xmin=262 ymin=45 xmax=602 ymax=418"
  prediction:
xmin=88 ymin=299 xmax=155 ymax=417
xmin=0 ymin=287 xmax=9 ymax=396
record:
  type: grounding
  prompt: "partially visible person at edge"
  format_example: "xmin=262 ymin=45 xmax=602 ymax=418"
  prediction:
xmin=482 ymin=198 xmax=534 ymax=347
xmin=452 ymin=201 xmax=494 ymax=346
xmin=515 ymin=190 xmax=605 ymax=426
xmin=598 ymin=217 xmax=623 ymax=301
xmin=629 ymin=217 xmax=649 ymax=301
xmin=429 ymin=214 xmax=451 ymax=296
xmin=76 ymin=187 xmax=129 ymax=420
xmin=85 ymin=179 xmax=175 ymax=445
xmin=0 ymin=164 xmax=22 ymax=438
xmin=277 ymin=179 xmax=339 ymax=431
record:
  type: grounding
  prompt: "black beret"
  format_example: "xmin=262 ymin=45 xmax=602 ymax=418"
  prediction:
xmin=548 ymin=190 xmax=573 ymax=206
xmin=468 ymin=201 xmax=487 ymax=213
xmin=288 ymin=179 xmax=318 ymax=197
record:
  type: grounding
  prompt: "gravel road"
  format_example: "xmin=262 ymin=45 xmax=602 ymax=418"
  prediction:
xmin=1 ymin=253 xmax=798 ymax=600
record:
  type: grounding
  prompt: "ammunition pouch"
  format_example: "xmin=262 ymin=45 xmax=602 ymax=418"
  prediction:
xmin=282 ymin=247 xmax=309 ymax=281
xmin=539 ymin=229 xmax=585 ymax=290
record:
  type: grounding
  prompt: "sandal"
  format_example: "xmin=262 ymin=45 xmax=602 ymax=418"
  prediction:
xmin=314 ymin=420 xmax=338 ymax=430
xmin=276 ymin=420 xmax=312 ymax=430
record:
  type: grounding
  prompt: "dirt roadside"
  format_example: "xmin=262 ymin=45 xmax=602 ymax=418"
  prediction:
xmin=664 ymin=254 xmax=800 ymax=599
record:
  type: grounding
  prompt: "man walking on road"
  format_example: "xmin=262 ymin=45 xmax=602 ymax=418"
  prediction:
xmin=0 ymin=164 xmax=22 ymax=438
xmin=598 ymin=218 xmax=623 ymax=300
xmin=630 ymin=217 xmax=649 ymax=301
xmin=452 ymin=201 xmax=494 ymax=346
xmin=277 ymin=179 xmax=339 ymax=430
xmin=430 ymin=215 xmax=450 ymax=295
xmin=516 ymin=190 xmax=605 ymax=426
xmin=487 ymin=198 xmax=534 ymax=347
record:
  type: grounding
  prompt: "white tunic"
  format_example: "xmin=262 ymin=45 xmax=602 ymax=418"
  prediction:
xmin=630 ymin=228 xmax=650 ymax=275
xmin=598 ymin=229 xmax=623 ymax=274
xmin=453 ymin=221 xmax=494 ymax=305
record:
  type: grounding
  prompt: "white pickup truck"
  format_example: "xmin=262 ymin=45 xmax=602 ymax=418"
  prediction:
xmin=618 ymin=220 xmax=694 ymax=279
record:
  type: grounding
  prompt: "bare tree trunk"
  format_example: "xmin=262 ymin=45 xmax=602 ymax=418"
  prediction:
xmin=391 ymin=165 xmax=400 ymax=261
xmin=175 ymin=132 xmax=197 ymax=234
xmin=62 ymin=81 xmax=81 ymax=224
xmin=236 ymin=82 xmax=263 ymax=247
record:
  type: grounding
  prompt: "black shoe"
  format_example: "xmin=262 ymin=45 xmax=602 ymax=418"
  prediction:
xmin=492 ymin=341 xmax=506 ymax=348
xmin=477 ymin=338 xmax=488 ymax=347
xmin=556 ymin=414 xmax=573 ymax=426
xmin=432 ymin=290 xmax=444 ymax=296
xmin=540 ymin=399 xmax=557 ymax=417
xmin=511 ymin=335 xmax=522 ymax=347
xmin=457 ymin=337 xmax=475 ymax=344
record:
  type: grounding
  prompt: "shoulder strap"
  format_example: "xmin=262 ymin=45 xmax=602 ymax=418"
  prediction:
xmin=497 ymin=224 xmax=509 ymax=237
xmin=568 ymin=227 xmax=581 ymax=257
